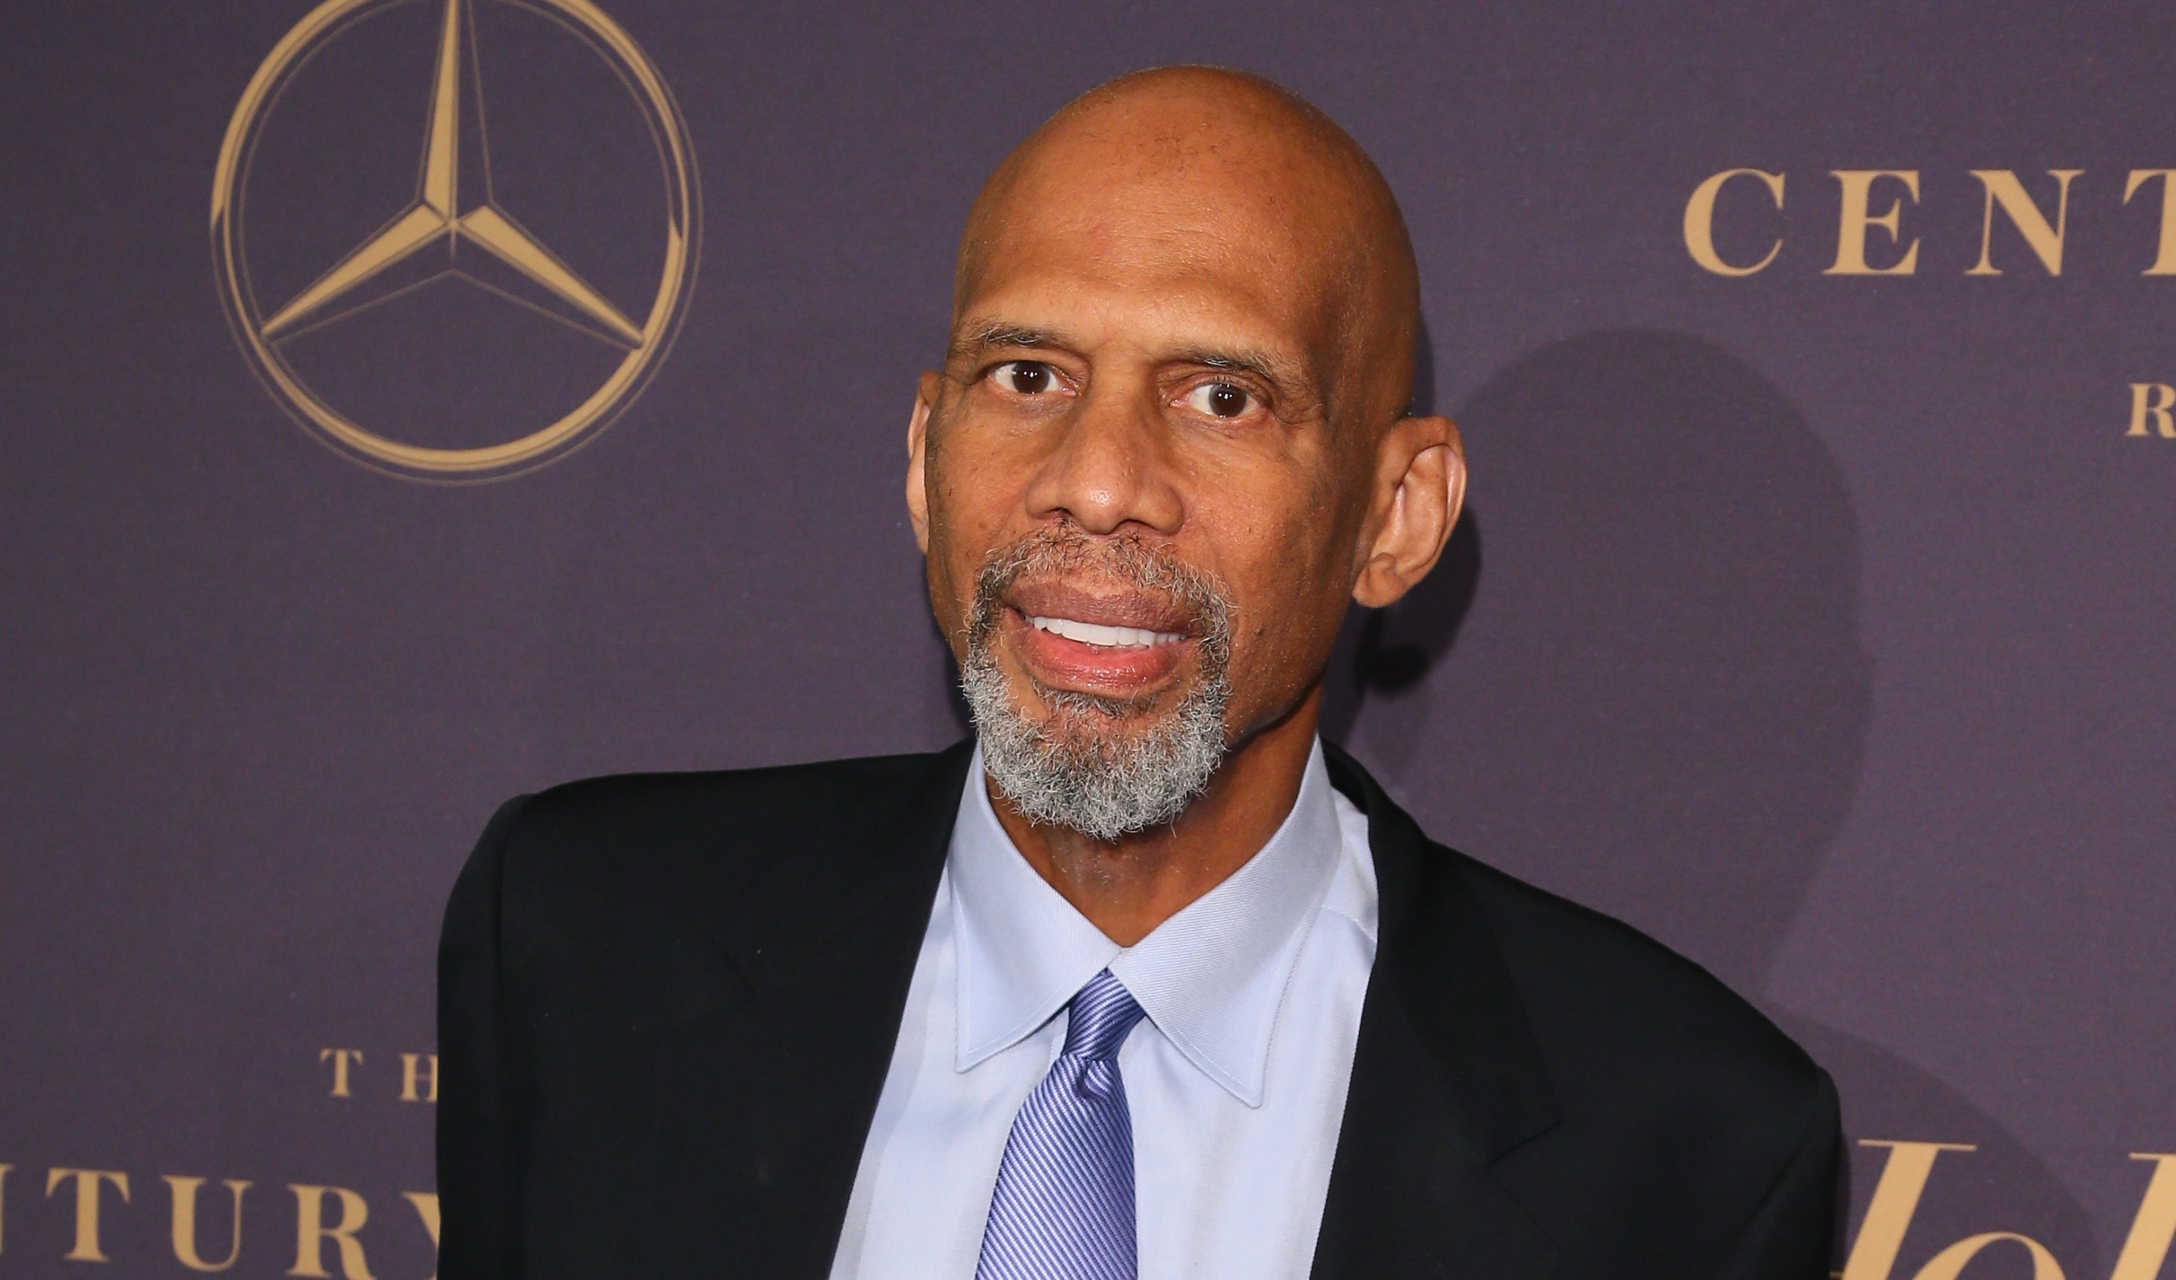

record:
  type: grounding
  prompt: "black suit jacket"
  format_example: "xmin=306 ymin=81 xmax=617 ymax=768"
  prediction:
xmin=438 ymin=741 xmax=1840 ymax=1279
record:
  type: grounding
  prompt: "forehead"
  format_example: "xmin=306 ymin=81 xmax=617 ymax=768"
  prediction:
xmin=958 ymin=125 xmax=1357 ymax=359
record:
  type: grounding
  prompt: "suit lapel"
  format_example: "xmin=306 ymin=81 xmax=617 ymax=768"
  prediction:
xmin=1313 ymin=745 xmax=1563 ymax=1279
xmin=729 ymin=746 xmax=970 ymax=998
xmin=652 ymin=742 xmax=973 ymax=1280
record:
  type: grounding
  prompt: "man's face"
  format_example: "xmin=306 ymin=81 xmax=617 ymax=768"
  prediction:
xmin=908 ymin=125 xmax=1380 ymax=820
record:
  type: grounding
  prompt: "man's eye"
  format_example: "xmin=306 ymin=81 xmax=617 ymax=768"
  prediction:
xmin=993 ymin=361 xmax=1058 ymax=395
xmin=1183 ymin=382 xmax=1253 ymax=419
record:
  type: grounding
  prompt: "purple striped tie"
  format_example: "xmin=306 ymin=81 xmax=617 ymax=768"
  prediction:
xmin=974 ymin=970 xmax=1148 ymax=1280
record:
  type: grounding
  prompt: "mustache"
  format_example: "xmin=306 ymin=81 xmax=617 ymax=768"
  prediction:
xmin=967 ymin=528 xmax=1234 ymax=662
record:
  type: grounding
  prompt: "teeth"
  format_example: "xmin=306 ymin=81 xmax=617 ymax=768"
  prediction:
xmin=1028 ymin=616 xmax=1186 ymax=649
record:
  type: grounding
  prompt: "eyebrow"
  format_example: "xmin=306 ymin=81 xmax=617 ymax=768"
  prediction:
xmin=1182 ymin=347 xmax=1289 ymax=386
xmin=953 ymin=322 xmax=1066 ymax=359
xmin=951 ymin=319 xmax=1312 ymax=403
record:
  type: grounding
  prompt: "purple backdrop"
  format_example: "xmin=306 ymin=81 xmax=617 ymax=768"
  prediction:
xmin=5 ymin=2 xmax=2173 ymax=1277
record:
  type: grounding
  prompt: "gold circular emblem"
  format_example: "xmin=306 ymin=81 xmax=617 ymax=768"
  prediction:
xmin=211 ymin=0 xmax=699 ymax=479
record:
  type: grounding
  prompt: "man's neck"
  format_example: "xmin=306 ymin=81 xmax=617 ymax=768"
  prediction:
xmin=989 ymin=689 xmax=1323 ymax=946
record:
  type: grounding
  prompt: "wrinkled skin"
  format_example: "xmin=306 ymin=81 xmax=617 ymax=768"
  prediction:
xmin=906 ymin=67 xmax=1466 ymax=944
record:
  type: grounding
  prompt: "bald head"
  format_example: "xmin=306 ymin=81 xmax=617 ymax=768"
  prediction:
xmin=956 ymin=67 xmax=1423 ymax=432
xmin=906 ymin=66 xmax=1464 ymax=878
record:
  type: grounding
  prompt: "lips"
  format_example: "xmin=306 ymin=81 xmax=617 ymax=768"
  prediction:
xmin=1001 ymin=580 xmax=1198 ymax=697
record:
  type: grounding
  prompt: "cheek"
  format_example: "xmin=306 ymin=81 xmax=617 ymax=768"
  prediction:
xmin=1207 ymin=491 xmax=1351 ymax=675
xmin=923 ymin=424 xmax=1024 ymax=618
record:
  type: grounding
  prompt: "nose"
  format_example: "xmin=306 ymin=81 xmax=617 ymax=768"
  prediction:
xmin=1022 ymin=379 xmax=1185 ymax=537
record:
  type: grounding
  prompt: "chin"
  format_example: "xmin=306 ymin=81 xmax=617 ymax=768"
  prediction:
xmin=963 ymin=635 xmax=1234 ymax=840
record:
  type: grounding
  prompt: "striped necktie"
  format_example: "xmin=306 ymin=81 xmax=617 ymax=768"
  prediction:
xmin=973 ymin=969 xmax=1148 ymax=1280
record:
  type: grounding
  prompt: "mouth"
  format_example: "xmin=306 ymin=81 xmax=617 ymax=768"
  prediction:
xmin=999 ymin=582 xmax=1199 ymax=700
xmin=1024 ymin=615 xmax=1189 ymax=649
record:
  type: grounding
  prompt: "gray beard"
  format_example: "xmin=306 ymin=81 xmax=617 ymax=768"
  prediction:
xmin=958 ymin=533 xmax=1234 ymax=843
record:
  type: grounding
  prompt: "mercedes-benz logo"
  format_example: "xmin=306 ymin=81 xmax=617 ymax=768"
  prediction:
xmin=212 ymin=0 xmax=699 ymax=479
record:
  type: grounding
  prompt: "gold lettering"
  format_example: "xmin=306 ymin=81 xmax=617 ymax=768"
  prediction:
xmin=288 ymin=1185 xmax=374 ymax=1280
xmin=166 ymin=1176 xmax=249 ymax=1272
xmin=1841 ymin=1140 xmax=1976 ymax=1280
xmin=1685 ymin=169 xmax=1786 ymax=276
xmin=402 ymin=1193 xmax=440 ymax=1280
xmin=46 ymin=1168 xmax=131 ymax=1263
xmin=2111 ymin=1154 xmax=2176 ymax=1280
xmin=1911 ymin=1232 xmax=2065 ymax=1280
xmin=320 ymin=1049 xmax=363 ymax=1099
xmin=1968 ymin=170 xmax=2083 ymax=276
xmin=2128 ymin=384 xmax=2176 ymax=438
xmin=399 ymin=1054 xmax=439 ymax=1104
xmin=1828 ymin=171 xmax=1921 ymax=275
xmin=2124 ymin=171 xmax=2176 ymax=275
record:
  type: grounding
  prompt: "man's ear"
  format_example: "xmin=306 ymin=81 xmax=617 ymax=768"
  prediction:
xmin=905 ymin=372 xmax=942 ymax=554
xmin=1352 ymin=415 xmax=1466 ymax=608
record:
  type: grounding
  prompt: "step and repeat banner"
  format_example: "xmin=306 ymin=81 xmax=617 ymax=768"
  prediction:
xmin=4 ymin=1 xmax=2172 ymax=1277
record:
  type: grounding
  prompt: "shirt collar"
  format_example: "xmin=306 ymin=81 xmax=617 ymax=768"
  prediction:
xmin=948 ymin=739 xmax=1346 ymax=1107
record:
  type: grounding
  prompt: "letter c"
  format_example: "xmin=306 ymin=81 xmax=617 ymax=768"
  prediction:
xmin=1685 ymin=169 xmax=1786 ymax=276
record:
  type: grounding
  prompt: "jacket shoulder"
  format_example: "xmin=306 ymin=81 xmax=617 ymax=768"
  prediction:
xmin=438 ymin=748 xmax=973 ymax=1279
xmin=470 ymin=746 xmax=970 ymax=962
xmin=1449 ymin=847 xmax=1820 ymax=1108
xmin=1449 ymin=848 xmax=1841 ymax=1273
xmin=522 ymin=744 xmax=957 ymax=822
xmin=1444 ymin=845 xmax=1835 ymax=1258
xmin=503 ymin=749 xmax=957 ymax=854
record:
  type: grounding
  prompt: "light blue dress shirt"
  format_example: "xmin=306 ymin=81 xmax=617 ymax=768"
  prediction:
xmin=828 ymin=739 xmax=1380 ymax=1280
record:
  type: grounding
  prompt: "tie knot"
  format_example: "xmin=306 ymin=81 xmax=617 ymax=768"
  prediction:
xmin=1061 ymin=970 xmax=1145 ymax=1062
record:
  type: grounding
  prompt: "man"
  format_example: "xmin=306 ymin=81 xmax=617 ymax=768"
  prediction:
xmin=438 ymin=67 xmax=1840 ymax=1280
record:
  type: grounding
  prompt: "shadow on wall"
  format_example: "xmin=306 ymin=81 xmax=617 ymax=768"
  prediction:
xmin=1328 ymin=327 xmax=1869 ymax=999
xmin=1324 ymin=330 xmax=2099 ymax=1278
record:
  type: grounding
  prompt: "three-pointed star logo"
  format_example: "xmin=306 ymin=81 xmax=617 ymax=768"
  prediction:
xmin=211 ymin=0 xmax=699 ymax=479
xmin=263 ymin=0 xmax=641 ymax=348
